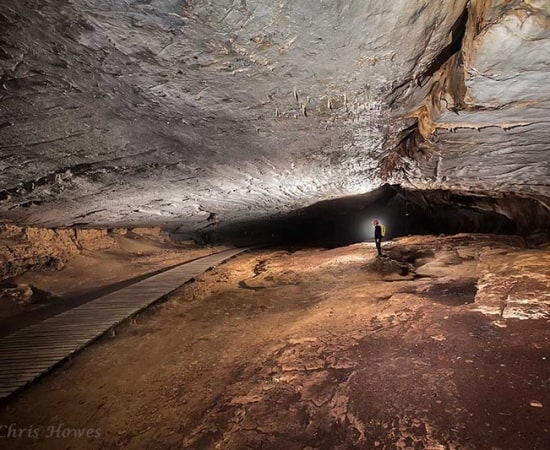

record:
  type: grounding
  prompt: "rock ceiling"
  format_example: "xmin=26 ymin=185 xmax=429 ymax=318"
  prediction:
xmin=0 ymin=0 xmax=548 ymax=230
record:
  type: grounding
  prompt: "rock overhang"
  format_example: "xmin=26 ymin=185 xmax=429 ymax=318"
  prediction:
xmin=0 ymin=0 xmax=548 ymax=233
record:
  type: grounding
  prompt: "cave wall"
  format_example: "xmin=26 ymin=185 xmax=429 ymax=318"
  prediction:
xmin=404 ymin=0 xmax=550 ymax=201
xmin=0 ymin=224 xmax=167 ymax=281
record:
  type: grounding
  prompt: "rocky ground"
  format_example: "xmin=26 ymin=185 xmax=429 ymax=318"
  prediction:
xmin=0 ymin=234 xmax=549 ymax=449
xmin=0 ymin=225 xmax=224 ymax=335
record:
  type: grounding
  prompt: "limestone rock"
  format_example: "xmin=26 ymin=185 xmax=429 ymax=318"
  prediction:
xmin=0 ymin=1 xmax=547 ymax=230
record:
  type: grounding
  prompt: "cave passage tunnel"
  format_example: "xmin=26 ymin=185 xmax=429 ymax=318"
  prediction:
xmin=201 ymin=184 xmax=546 ymax=248
xmin=1 ymin=0 xmax=550 ymax=448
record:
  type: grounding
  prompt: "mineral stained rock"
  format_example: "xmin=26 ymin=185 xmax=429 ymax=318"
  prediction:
xmin=0 ymin=1 xmax=548 ymax=230
xmin=0 ymin=223 xmax=168 ymax=281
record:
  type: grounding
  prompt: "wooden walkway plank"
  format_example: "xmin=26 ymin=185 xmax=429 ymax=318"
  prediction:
xmin=0 ymin=248 xmax=247 ymax=403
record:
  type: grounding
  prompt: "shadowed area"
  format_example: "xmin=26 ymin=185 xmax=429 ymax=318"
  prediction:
xmin=200 ymin=185 xmax=546 ymax=248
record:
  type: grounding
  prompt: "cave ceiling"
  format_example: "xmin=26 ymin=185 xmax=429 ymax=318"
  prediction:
xmin=0 ymin=0 xmax=548 ymax=230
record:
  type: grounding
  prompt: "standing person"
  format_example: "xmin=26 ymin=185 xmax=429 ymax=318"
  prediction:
xmin=373 ymin=219 xmax=383 ymax=257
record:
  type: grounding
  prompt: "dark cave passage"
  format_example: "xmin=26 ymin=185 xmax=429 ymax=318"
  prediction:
xmin=197 ymin=185 xmax=549 ymax=248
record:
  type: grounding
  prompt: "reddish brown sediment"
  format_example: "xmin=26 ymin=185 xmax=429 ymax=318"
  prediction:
xmin=0 ymin=234 xmax=548 ymax=449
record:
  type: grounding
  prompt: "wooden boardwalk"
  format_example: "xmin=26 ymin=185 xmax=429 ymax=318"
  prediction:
xmin=0 ymin=248 xmax=247 ymax=402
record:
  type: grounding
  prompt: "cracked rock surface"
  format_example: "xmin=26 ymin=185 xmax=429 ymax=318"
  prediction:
xmin=1 ymin=1 xmax=547 ymax=230
xmin=2 ymin=235 xmax=549 ymax=449
xmin=411 ymin=0 xmax=550 ymax=201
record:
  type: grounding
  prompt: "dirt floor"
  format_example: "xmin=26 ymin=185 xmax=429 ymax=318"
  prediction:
xmin=0 ymin=234 xmax=549 ymax=449
xmin=0 ymin=229 xmax=225 ymax=335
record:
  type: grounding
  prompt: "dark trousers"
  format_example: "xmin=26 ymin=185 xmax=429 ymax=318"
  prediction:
xmin=375 ymin=238 xmax=382 ymax=255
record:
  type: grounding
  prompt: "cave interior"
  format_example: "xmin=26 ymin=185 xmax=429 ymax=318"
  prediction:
xmin=0 ymin=0 xmax=550 ymax=448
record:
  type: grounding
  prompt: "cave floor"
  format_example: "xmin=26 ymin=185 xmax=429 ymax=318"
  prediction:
xmin=0 ymin=234 xmax=549 ymax=449
xmin=0 ymin=233 xmax=227 ymax=336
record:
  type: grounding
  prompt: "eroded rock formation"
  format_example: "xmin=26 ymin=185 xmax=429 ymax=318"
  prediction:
xmin=0 ymin=1 xmax=548 ymax=231
xmin=410 ymin=0 xmax=550 ymax=201
xmin=0 ymin=223 xmax=166 ymax=280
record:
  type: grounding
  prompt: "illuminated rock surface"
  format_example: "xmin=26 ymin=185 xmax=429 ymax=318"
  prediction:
xmin=1 ymin=1 xmax=548 ymax=230
xmin=1 ymin=235 xmax=549 ymax=448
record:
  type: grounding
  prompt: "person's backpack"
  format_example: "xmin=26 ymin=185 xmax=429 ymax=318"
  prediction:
xmin=380 ymin=224 xmax=386 ymax=237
